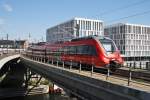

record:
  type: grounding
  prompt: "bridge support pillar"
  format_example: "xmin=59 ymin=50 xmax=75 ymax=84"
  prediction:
xmin=25 ymin=68 xmax=43 ymax=89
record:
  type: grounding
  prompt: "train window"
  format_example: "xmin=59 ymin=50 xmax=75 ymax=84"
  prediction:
xmin=47 ymin=49 xmax=52 ymax=55
xmin=62 ymin=45 xmax=97 ymax=56
xmin=63 ymin=46 xmax=69 ymax=54
xmin=76 ymin=45 xmax=97 ymax=56
xmin=69 ymin=46 xmax=73 ymax=54
xmin=70 ymin=46 xmax=76 ymax=54
xmin=76 ymin=46 xmax=83 ymax=54
xmin=88 ymin=46 xmax=97 ymax=56
xmin=99 ymin=38 xmax=116 ymax=54
xmin=82 ymin=45 xmax=89 ymax=54
xmin=62 ymin=46 xmax=66 ymax=54
xmin=58 ymin=47 xmax=64 ymax=54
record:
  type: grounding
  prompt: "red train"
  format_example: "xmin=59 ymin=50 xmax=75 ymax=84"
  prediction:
xmin=26 ymin=36 xmax=123 ymax=71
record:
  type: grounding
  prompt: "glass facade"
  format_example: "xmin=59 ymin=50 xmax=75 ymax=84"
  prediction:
xmin=46 ymin=18 xmax=103 ymax=43
xmin=104 ymin=23 xmax=150 ymax=57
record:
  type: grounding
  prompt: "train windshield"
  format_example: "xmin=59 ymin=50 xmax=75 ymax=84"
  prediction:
xmin=99 ymin=38 xmax=116 ymax=54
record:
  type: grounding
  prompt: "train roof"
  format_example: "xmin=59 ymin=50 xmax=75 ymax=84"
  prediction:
xmin=71 ymin=35 xmax=111 ymax=42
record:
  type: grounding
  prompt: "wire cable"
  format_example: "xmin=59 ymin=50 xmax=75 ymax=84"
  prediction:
xmin=91 ymin=0 xmax=149 ymax=19
xmin=106 ymin=10 xmax=150 ymax=23
xmin=98 ymin=0 xmax=149 ymax=16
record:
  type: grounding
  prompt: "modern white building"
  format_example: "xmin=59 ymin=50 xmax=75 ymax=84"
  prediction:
xmin=105 ymin=23 xmax=150 ymax=57
xmin=105 ymin=23 xmax=150 ymax=68
xmin=46 ymin=17 xmax=104 ymax=43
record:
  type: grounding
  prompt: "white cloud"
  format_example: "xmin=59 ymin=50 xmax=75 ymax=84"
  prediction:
xmin=3 ymin=3 xmax=13 ymax=12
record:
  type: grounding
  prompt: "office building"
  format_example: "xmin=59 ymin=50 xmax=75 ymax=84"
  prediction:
xmin=105 ymin=23 xmax=150 ymax=68
xmin=46 ymin=17 xmax=104 ymax=43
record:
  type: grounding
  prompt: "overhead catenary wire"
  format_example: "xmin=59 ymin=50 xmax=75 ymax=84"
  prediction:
xmin=97 ymin=0 xmax=149 ymax=16
xmin=106 ymin=9 xmax=150 ymax=24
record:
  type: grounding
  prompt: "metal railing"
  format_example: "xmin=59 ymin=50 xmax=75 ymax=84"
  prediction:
xmin=24 ymin=54 xmax=150 ymax=88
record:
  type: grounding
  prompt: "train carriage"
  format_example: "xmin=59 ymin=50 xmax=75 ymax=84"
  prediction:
xmin=26 ymin=35 xmax=123 ymax=71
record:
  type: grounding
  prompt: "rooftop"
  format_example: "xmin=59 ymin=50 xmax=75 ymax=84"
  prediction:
xmin=0 ymin=40 xmax=14 ymax=45
xmin=47 ymin=17 xmax=103 ymax=30
xmin=0 ymin=40 xmax=27 ymax=45
xmin=105 ymin=23 xmax=150 ymax=28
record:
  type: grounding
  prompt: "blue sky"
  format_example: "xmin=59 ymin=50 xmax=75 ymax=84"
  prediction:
xmin=0 ymin=0 xmax=150 ymax=42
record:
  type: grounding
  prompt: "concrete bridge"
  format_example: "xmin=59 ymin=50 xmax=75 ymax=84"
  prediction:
xmin=0 ymin=54 xmax=20 ymax=69
xmin=0 ymin=54 xmax=26 ymax=99
xmin=0 ymin=54 xmax=20 ymax=77
xmin=20 ymin=56 xmax=150 ymax=100
xmin=0 ymin=54 xmax=150 ymax=100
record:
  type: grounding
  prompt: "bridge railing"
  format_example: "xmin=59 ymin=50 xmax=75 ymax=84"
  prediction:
xmin=22 ymin=54 xmax=150 ymax=88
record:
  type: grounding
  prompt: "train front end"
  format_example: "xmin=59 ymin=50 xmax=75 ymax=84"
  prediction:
xmin=98 ymin=36 xmax=123 ymax=71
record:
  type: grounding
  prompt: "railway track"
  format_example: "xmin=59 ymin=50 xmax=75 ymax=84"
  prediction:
xmin=114 ymin=67 xmax=150 ymax=82
xmin=51 ymin=60 xmax=150 ymax=84
xmin=72 ymin=64 xmax=150 ymax=86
